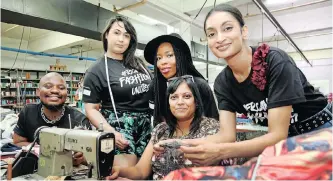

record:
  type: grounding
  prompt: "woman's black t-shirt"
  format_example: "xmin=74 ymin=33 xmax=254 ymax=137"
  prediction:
xmin=83 ymin=57 xmax=152 ymax=112
xmin=214 ymin=46 xmax=327 ymax=126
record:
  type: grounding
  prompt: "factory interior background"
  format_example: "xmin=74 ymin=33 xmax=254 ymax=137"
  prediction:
xmin=1 ymin=0 xmax=331 ymax=108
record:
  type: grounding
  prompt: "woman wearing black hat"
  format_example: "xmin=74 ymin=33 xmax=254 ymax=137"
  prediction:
xmin=144 ymin=33 xmax=219 ymax=126
xmin=82 ymin=16 xmax=152 ymax=167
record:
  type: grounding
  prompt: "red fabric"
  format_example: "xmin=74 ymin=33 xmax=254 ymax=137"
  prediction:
xmin=163 ymin=128 xmax=332 ymax=180
xmin=251 ymin=44 xmax=269 ymax=91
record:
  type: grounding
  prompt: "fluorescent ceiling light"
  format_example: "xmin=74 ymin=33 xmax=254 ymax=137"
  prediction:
xmin=265 ymin=0 xmax=290 ymax=5
xmin=138 ymin=14 xmax=167 ymax=26
xmin=193 ymin=61 xmax=206 ymax=66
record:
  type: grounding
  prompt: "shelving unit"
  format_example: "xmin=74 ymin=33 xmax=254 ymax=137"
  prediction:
xmin=1 ymin=68 xmax=84 ymax=110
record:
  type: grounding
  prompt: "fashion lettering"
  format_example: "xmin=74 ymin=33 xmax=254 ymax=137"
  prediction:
xmin=119 ymin=73 xmax=150 ymax=87
xmin=132 ymin=84 xmax=149 ymax=95
xmin=290 ymin=109 xmax=299 ymax=124
xmin=243 ymin=99 xmax=268 ymax=123
xmin=121 ymin=69 xmax=139 ymax=77
xmin=243 ymin=99 xmax=299 ymax=124
xmin=243 ymin=99 xmax=267 ymax=112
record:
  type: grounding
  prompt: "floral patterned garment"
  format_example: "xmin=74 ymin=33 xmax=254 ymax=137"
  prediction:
xmin=150 ymin=117 xmax=220 ymax=180
xmin=163 ymin=128 xmax=332 ymax=180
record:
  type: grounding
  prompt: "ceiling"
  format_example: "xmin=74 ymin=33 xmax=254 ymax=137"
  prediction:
xmin=1 ymin=0 xmax=332 ymax=70
xmin=1 ymin=23 xmax=50 ymax=41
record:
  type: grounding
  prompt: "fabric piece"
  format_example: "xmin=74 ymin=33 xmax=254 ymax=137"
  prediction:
xmin=163 ymin=127 xmax=332 ymax=180
xmin=1 ymin=143 xmax=21 ymax=152
xmin=214 ymin=46 xmax=327 ymax=127
xmin=102 ymin=109 xmax=152 ymax=157
xmin=0 ymin=107 xmax=15 ymax=121
xmin=13 ymin=103 xmax=91 ymax=142
xmin=150 ymin=117 xmax=220 ymax=180
xmin=1 ymin=114 xmax=18 ymax=139
xmin=236 ymin=131 xmax=267 ymax=165
xmin=82 ymin=57 xmax=151 ymax=112
xmin=2 ymin=124 xmax=16 ymax=139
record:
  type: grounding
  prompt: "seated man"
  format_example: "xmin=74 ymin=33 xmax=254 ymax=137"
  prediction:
xmin=13 ymin=72 xmax=91 ymax=165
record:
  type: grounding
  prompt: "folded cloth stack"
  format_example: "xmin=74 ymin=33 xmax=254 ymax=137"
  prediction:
xmin=0 ymin=114 xmax=18 ymax=139
xmin=1 ymin=143 xmax=21 ymax=152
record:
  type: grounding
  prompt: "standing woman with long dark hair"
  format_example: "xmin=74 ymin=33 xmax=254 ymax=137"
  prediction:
xmin=83 ymin=16 xmax=152 ymax=167
xmin=144 ymin=33 xmax=219 ymax=126
xmin=171 ymin=4 xmax=331 ymax=166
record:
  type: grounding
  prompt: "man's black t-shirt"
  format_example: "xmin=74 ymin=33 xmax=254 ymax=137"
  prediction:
xmin=83 ymin=57 xmax=152 ymax=112
xmin=214 ymin=46 xmax=327 ymax=126
xmin=14 ymin=103 xmax=91 ymax=142
xmin=149 ymin=76 xmax=219 ymax=120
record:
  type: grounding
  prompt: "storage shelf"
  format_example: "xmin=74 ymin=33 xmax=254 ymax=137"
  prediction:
xmin=1 ymin=68 xmax=84 ymax=108
xmin=1 ymin=78 xmax=39 ymax=81
xmin=1 ymin=96 xmax=16 ymax=98
xmin=1 ymin=104 xmax=15 ymax=106
xmin=0 ymin=87 xmax=16 ymax=89
xmin=20 ymin=87 xmax=39 ymax=89
xmin=1 ymin=68 xmax=84 ymax=74
xmin=22 ymin=95 xmax=38 ymax=97
xmin=1 ymin=95 xmax=39 ymax=98
xmin=0 ymin=86 xmax=39 ymax=89
xmin=22 ymin=79 xmax=40 ymax=81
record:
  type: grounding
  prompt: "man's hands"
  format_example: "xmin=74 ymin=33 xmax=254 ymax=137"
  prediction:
xmin=73 ymin=152 xmax=86 ymax=166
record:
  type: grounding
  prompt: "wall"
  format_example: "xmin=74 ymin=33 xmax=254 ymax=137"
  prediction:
xmin=242 ymin=1 xmax=332 ymax=42
xmin=296 ymin=59 xmax=332 ymax=94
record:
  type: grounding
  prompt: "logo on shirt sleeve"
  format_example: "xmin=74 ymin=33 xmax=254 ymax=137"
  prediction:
xmin=149 ymin=100 xmax=155 ymax=109
xmin=83 ymin=87 xmax=91 ymax=96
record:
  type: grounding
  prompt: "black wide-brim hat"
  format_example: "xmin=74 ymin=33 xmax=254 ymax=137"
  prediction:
xmin=144 ymin=33 xmax=191 ymax=65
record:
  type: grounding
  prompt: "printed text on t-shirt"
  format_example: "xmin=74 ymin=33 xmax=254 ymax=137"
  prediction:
xmin=243 ymin=98 xmax=299 ymax=124
xmin=119 ymin=69 xmax=150 ymax=95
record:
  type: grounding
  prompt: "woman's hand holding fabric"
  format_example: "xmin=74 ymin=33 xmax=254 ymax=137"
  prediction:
xmin=180 ymin=139 xmax=225 ymax=166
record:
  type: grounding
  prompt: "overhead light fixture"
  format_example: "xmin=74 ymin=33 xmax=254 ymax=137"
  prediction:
xmin=138 ymin=14 xmax=176 ymax=34
xmin=193 ymin=61 xmax=205 ymax=66
xmin=265 ymin=0 xmax=290 ymax=5
xmin=138 ymin=14 xmax=166 ymax=25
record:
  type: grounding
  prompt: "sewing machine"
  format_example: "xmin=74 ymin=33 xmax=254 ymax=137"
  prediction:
xmin=8 ymin=127 xmax=115 ymax=180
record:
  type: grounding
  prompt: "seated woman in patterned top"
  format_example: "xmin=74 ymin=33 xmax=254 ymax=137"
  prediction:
xmin=106 ymin=76 xmax=229 ymax=180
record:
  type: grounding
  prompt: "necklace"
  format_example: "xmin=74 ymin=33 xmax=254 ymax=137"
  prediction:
xmin=41 ymin=106 xmax=65 ymax=124
xmin=174 ymin=127 xmax=189 ymax=138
